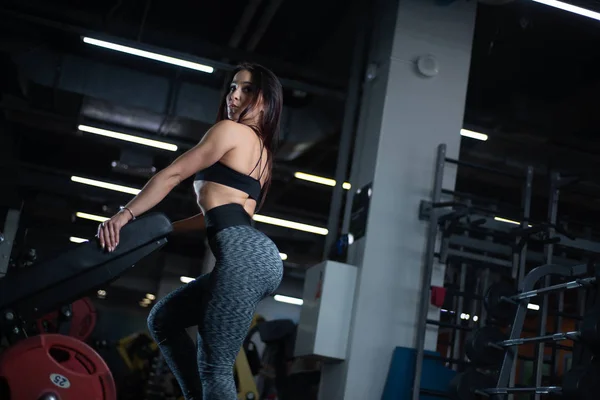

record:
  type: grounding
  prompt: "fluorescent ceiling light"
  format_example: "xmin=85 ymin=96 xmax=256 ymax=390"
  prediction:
xmin=494 ymin=217 xmax=533 ymax=228
xmin=70 ymin=236 xmax=89 ymax=243
xmin=253 ymin=214 xmax=328 ymax=235
xmin=71 ymin=176 xmax=141 ymax=195
xmin=75 ymin=212 xmax=109 ymax=223
xmin=146 ymin=293 xmax=156 ymax=300
xmin=279 ymin=253 xmax=288 ymax=261
xmin=274 ymin=294 xmax=303 ymax=306
xmin=180 ymin=276 xmax=195 ymax=284
xmin=82 ymin=37 xmax=215 ymax=73
xmin=494 ymin=217 xmax=521 ymax=225
xmin=528 ymin=303 xmax=540 ymax=311
xmin=460 ymin=129 xmax=488 ymax=141
xmin=294 ymin=172 xmax=351 ymax=190
xmin=532 ymin=0 xmax=600 ymax=22
xmin=78 ymin=125 xmax=178 ymax=151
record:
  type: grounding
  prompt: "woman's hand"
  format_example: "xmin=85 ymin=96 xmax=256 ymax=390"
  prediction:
xmin=97 ymin=210 xmax=133 ymax=252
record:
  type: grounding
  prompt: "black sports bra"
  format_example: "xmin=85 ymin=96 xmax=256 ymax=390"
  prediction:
xmin=194 ymin=161 xmax=262 ymax=201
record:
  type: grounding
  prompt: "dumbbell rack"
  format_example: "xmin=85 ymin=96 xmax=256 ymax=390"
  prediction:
xmin=492 ymin=262 xmax=596 ymax=395
xmin=413 ymin=143 xmax=536 ymax=400
xmin=456 ymin=170 xmax=600 ymax=399
xmin=414 ymin=146 xmax=600 ymax=400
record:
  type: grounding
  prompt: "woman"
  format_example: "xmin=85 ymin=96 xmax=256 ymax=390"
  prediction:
xmin=97 ymin=62 xmax=284 ymax=400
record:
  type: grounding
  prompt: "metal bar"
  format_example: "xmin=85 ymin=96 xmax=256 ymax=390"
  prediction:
xmin=496 ymin=263 xmax=575 ymax=388
xmin=451 ymin=263 xmax=468 ymax=370
xmin=322 ymin=11 xmax=366 ymax=260
xmin=0 ymin=209 xmax=21 ymax=278
xmin=480 ymin=268 xmax=490 ymax=323
xmin=511 ymin=166 xmax=534 ymax=283
xmin=509 ymin=166 xmax=533 ymax=398
xmin=484 ymin=387 xmax=561 ymax=395
xmin=412 ymin=144 xmax=446 ymax=400
xmin=445 ymin=223 xmax=600 ymax=266
xmin=517 ymin=166 xmax=534 ymax=282
xmin=511 ymin=277 xmax=595 ymax=300
xmin=445 ymin=249 xmax=513 ymax=268
xmin=444 ymin=158 xmax=523 ymax=179
xmin=440 ymin=188 xmax=518 ymax=214
xmin=552 ymin=234 xmax=600 ymax=254
xmin=534 ymin=172 xmax=560 ymax=400
xmin=499 ymin=331 xmax=579 ymax=347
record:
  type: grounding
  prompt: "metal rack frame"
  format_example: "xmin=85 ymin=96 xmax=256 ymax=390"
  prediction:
xmin=412 ymin=144 xmax=535 ymax=400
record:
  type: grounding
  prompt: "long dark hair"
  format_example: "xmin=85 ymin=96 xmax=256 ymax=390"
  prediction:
xmin=216 ymin=62 xmax=283 ymax=210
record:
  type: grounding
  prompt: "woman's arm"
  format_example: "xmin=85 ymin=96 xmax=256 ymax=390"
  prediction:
xmin=172 ymin=213 xmax=206 ymax=234
xmin=122 ymin=120 xmax=240 ymax=219
xmin=98 ymin=120 xmax=243 ymax=251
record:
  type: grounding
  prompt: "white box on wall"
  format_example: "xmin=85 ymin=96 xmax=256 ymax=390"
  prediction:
xmin=294 ymin=260 xmax=358 ymax=361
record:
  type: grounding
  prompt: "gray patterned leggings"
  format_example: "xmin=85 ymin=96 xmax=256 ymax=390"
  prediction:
xmin=147 ymin=222 xmax=283 ymax=400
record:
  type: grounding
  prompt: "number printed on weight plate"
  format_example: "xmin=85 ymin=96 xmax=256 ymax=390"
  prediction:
xmin=50 ymin=373 xmax=71 ymax=389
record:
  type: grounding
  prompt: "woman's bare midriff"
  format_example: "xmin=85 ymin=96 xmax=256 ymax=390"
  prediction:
xmin=194 ymin=181 xmax=257 ymax=217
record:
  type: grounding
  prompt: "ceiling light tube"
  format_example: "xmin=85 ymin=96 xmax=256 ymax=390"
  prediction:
xmin=71 ymin=176 xmax=141 ymax=195
xmin=82 ymin=37 xmax=215 ymax=73
xmin=253 ymin=214 xmax=328 ymax=235
xmin=69 ymin=236 xmax=89 ymax=243
xmin=494 ymin=217 xmax=520 ymax=225
xmin=531 ymin=0 xmax=600 ymax=22
xmin=279 ymin=253 xmax=288 ymax=261
xmin=78 ymin=125 xmax=178 ymax=151
xmin=75 ymin=212 xmax=109 ymax=222
xmin=180 ymin=276 xmax=195 ymax=284
xmin=494 ymin=217 xmax=532 ymax=228
xmin=294 ymin=172 xmax=351 ymax=190
xmin=460 ymin=129 xmax=488 ymax=141
xmin=274 ymin=294 xmax=303 ymax=306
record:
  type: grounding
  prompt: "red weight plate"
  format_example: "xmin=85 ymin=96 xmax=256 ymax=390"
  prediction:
xmin=0 ymin=334 xmax=116 ymax=400
xmin=37 ymin=310 xmax=60 ymax=334
xmin=69 ymin=297 xmax=97 ymax=342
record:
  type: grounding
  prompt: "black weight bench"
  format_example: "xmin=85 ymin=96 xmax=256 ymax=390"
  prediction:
xmin=0 ymin=213 xmax=172 ymax=336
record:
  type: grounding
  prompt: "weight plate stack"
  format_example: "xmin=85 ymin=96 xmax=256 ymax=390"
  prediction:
xmin=563 ymin=359 xmax=600 ymax=400
xmin=465 ymin=326 xmax=507 ymax=368
xmin=450 ymin=369 xmax=495 ymax=400
xmin=483 ymin=282 xmax=517 ymax=323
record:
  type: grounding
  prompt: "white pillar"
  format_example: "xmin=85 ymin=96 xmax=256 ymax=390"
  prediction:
xmin=319 ymin=0 xmax=476 ymax=398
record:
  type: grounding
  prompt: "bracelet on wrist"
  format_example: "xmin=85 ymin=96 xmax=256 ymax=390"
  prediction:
xmin=120 ymin=206 xmax=136 ymax=221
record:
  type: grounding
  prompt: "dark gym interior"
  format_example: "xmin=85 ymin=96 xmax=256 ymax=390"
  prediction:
xmin=1 ymin=0 xmax=600 ymax=399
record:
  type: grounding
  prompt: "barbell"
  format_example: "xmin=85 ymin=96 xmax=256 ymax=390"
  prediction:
xmin=484 ymin=278 xmax=597 ymax=322
xmin=465 ymin=313 xmax=600 ymax=368
xmin=451 ymin=363 xmax=599 ymax=400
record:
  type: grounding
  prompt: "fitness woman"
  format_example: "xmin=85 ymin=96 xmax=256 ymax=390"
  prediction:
xmin=96 ymin=63 xmax=284 ymax=400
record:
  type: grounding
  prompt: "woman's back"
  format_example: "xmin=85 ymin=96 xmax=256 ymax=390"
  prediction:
xmin=193 ymin=121 xmax=269 ymax=217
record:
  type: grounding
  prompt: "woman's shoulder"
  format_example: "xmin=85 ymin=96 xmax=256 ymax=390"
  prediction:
xmin=208 ymin=120 xmax=257 ymax=144
xmin=212 ymin=119 xmax=255 ymax=134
